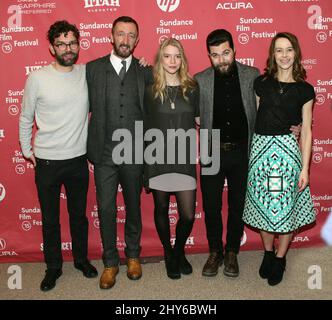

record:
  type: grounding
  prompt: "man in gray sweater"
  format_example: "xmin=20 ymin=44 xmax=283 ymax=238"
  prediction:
xmin=19 ymin=20 xmax=97 ymax=292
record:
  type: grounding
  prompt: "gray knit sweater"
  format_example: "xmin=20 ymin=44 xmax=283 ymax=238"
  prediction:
xmin=19 ymin=63 xmax=88 ymax=160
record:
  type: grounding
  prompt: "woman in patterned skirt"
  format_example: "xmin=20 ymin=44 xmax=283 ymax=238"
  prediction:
xmin=242 ymin=32 xmax=316 ymax=286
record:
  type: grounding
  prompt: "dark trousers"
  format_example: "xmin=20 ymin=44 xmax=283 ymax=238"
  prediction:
xmin=200 ymin=145 xmax=248 ymax=255
xmin=35 ymin=155 xmax=89 ymax=269
xmin=94 ymin=158 xmax=143 ymax=267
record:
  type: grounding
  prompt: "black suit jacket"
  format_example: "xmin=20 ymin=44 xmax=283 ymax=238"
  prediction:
xmin=86 ymin=55 xmax=153 ymax=164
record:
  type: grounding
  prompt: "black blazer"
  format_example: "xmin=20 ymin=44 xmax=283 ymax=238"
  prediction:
xmin=86 ymin=55 xmax=153 ymax=164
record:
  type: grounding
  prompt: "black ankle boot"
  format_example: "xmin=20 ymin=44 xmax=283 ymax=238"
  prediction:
xmin=164 ymin=250 xmax=181 ymax=280
xmin=259 ymin=250 xmax=275 ymax=279
xmin=177 ymin=252 xmax=193 ymax=275
xmin=268 ymin=256 xmax=286 ymax=286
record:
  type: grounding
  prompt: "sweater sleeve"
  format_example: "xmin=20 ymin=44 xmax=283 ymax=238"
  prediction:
xmin=19 ymin=73 xmax=38 ymax=158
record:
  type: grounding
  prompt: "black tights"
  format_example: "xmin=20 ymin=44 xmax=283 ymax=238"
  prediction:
xmin=152 ymin=189 xmax=196 ymax=254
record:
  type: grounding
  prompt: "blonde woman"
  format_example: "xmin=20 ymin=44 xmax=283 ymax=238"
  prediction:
xmin=243 ymin=32 xmax=316 ymax=286
xmin=144 ymin=38 xmax=199 ymax=279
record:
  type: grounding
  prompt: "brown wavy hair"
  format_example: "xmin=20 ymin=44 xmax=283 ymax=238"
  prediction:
xmin=264 ymin=32 xmax=306 ymax=82
xmin=152 ymin=38 xmax=196 ymax=102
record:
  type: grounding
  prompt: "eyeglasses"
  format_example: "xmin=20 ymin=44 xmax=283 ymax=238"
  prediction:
xmin=53 ymin=41 xmax=79 ymax=51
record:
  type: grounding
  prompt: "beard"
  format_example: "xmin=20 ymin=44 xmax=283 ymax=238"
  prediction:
xmin=113 ymin=43 xmax=133 ymax=59
xmin=214 ymin=60 xmax=236 ymax=77
xmin=55 ymin=51 xmax=79 ymax=67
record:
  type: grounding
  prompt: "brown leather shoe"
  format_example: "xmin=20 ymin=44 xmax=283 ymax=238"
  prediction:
xmin=202 ymin=252 xmax=223 ymax=277
xmin=127 ymin=258 xmax=142 ymax=280
xmin=99 ymin=267 xmax=119 ymax=289
xmin=223 ymin=251 xmax=239 ymax=277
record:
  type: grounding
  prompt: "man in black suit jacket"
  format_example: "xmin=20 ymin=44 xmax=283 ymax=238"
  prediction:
xmin=86 ymin=16 xmax=152 ymax=290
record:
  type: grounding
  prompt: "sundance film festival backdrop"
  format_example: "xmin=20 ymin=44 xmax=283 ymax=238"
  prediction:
xmin=0 ymin=0 xmax=331 ymax=263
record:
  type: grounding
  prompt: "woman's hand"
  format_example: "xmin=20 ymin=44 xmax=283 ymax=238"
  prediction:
xmin=298 ymin=168 xmax=309 ymax=192
xmin=138 ymin=56 xmax=150 ymax=67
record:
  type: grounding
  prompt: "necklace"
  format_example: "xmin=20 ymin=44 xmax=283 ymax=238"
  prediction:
xmin=277 ymin=76 xmax=293 ymax=94
xmin=277 ymin=81 xmax=288 ymax=94
xmin=166 ymin=86 xmax=179 ymax=109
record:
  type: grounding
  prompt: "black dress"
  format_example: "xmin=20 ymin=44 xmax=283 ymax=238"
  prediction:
xmin=144 ymin=85 xmax=199 ymax=191
xmin=254 ymin=75 xmax=315 ymax=135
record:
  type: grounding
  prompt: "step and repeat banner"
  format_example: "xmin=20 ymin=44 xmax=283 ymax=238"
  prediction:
xmin=0 ymin=0 xmax=331 ymax=263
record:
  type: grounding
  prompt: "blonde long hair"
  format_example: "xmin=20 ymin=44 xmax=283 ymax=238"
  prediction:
xmin=152 ymin=38 xmax=196 ymax=102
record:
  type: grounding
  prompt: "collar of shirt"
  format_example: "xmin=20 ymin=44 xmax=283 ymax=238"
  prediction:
xmin=110 ymin=51 xmax=132 ymax=75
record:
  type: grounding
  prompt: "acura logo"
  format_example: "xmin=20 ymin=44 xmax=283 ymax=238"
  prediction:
xmin=0 ymin=238 xmax=6 ymax=250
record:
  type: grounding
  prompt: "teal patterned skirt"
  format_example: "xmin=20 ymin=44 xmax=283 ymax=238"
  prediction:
xmin=243 ymin=133 xmax=315 ymax=233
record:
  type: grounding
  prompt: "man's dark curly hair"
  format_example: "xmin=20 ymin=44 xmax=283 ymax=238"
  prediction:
xmin=47 ymin=20 xmax=80 ymax=44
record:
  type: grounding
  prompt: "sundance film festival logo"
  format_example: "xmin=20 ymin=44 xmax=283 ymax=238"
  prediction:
xmin=313 ymin=153 xmax=323 ymax=164
xmin=2 ymin=42 xmax=13 ymax=54
xmin=169 ymin=215 xmax=177 ymax=226
xmin=238 ymin=33 xmax=250 ymax=45
xmin=157 ymin=0 xmax=180 ymax=13
xmin=315 ymin=94 xmax=326 ymax=105
xmin=8 ymin=105 xmax=20 ymax=116
xmin=80 ymin=38 xmax=90 ymax=50
xmin=22 ymin=221 xmax=32 ymax=231
xmin=316 ymin=32 xmax=327 ymax=43
xmin=15 ymin=164 xmax=26 ymax=175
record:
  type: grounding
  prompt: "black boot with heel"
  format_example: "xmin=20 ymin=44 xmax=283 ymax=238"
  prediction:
xmin=259 ymin=250 xmax=276 ymax=279
xmin=176 ymin=250 xmax=193 ymax=275
xmin=164 ymin=249 xmax=181 ymax=280
xmin=268 ymin=256 xmax=286 ymax=286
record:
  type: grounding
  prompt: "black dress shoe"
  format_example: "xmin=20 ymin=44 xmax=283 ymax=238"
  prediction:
xmin=223 ymin=251 xmax=239 ymax=277
xmin=74 ymin=261 xmax=98 ymax=278
xmin=40 ymin=269 xmax=62 ymax=292
xmin=202 ymin=252 xmax=223 ymax=277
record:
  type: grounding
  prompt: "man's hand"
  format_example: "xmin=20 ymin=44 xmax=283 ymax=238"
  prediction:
xmin=290 ymin=123 xmax=302 ymax=139
xmin=29 ymin=154 xmax=36 ymax=167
